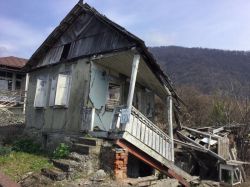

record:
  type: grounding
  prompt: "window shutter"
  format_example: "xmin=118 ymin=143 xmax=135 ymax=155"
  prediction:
xmin=54 ymin=74 xmax=71 ymax=106
xmin=34 ymin=79 xmax=47 ymax=107
xmin=49 ymin=77 xmax=57 ymax=106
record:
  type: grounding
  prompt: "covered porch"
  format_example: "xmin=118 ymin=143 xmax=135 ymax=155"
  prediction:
xmin=89 ymin=50 xmax=175 ymax=164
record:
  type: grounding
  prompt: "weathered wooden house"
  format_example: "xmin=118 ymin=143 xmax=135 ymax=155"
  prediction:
xmin=24 ymin=1 xmax=195 ymax=186
xmin=0 ymin=56 xmax=27 ymax=107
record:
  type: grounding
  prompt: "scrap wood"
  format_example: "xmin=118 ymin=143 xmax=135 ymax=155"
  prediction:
xmin=125 ymin=176 xmax=158 ymax=186
xmin=177 ymin=131 xmax=226 ymax=162
xmin=182 ymin=126 xmax=221 ymax=139
xmin=174 ymin=139 xmax=207 ymax=152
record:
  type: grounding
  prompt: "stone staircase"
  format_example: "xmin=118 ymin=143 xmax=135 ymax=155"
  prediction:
xmin=41 ymin=137 xmax=103 ymax=181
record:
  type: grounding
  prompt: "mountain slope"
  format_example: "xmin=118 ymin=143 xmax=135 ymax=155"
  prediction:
xmin=150 ymin=46 xmax=250 ymax=96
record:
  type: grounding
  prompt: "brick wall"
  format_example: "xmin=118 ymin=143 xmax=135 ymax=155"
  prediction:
xmin=100 ymin=145 xmax=128 ymax=180
xmin=114 ymin=148 xmax=128 ymax=180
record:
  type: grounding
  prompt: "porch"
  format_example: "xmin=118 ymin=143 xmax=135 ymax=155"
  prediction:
xmin=86 ymin=49 xmax=196 ymax=186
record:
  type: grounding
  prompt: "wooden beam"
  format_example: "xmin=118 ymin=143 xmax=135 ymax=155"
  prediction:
xmin=116 ymin=139 xmax=190 ymax=187
xmin=127 ymin=54 xmax=140 ymax=110
xmin=182 ymin=126 xmax=221 ymax=139
xmin=167 ymin=95 xmax=174 ymax=162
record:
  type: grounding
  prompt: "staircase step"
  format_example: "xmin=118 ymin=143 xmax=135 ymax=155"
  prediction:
xmin=41 ymin=168 xmax=66 ymax=181
xmin=52 ymin=159 xmax=80 ymax=172
xmin=71 ymin=143 xmax=100 ymax=155
xmin=71 ymin=137 xmax=103 ymax=146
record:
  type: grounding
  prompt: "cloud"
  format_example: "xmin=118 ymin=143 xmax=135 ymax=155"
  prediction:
xmin=0 ymin=17 xmax=50 ymax=58
xmin=143 ymin=31 xmax=176 ymax=46
xmin=0 ymin=46 xmax=9 ymax=57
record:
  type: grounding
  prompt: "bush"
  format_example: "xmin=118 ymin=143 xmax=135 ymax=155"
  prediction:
xmin=0 ymin=146 xmax=11 ymax=156
xmin=52 ymin=143 xmax=70 ymax=159
xmin=12 ymin=139 xmax=42 ymax=154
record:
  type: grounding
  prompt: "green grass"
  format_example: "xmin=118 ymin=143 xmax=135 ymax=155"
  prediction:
xmin=0 ymin=151 xmax=53 ymax=181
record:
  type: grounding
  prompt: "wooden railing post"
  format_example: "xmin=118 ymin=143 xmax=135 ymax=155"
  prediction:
xmin=23 ymin=73 xmax=29 ymax=114
xmin=167 ymin=95 xmax=174 ymax=162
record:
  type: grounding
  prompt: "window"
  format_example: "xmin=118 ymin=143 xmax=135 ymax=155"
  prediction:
xmin=16 ymin=80 xmax=21 ymax=90
xmin=54 ymin=74 xmax=71 ymax=107
xmin=60 ymin=43 xmax=71 ymax=60
xmin=0 ymin=79 xmax=8 ymax=90
xmin=34 ymin=79 xmax=48 ymax=108
xmin=106 ymin=83 xmax=120 ymax=110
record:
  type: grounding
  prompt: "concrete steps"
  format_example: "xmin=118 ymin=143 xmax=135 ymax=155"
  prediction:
xmin=41 ymin=137 xmax=103 ymax=182
xmin=70 ymin=137 xmax=102 ymax=155
xmin=72 ymin=137 xmax=103 ymax=146
xmin=41 ymin=168 xmax=66 ymax=181
xmin=52 ymin=159 xmax=80 ymax=172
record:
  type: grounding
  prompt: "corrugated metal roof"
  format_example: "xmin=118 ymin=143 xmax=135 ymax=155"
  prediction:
xmin=0 ymin=56 xmax=27 ymax=69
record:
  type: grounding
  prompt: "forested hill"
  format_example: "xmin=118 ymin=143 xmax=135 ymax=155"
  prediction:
xmin=150 ymin=46 xmax=250 ymax=96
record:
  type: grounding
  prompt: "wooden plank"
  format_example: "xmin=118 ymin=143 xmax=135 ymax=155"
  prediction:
xmin=212 ymin=127 xmax=224 ymax=134
xmin=182 ymin=126 xmax=220 ymax=139
xmin=148 ymin=129 xmax=152 ymax=148
xmin=156 ymin=134 xmax=160 ymax=153
xmin=144 ymin=126 xmax=149 ymax=145
xmin=174 ymin=139 xmax=207 ymax=152
xmin=159 ymin=136 xmax=163 ymax=155
xmin=132 ymin=116 xmax=138 ymax=137
xmin=136 ymin=119 xmax=141 ymax=140
xmin=140 ymin=122 xmax=146 ymax=142
xmin=152 ymin=131 xmax=156 ymax=150
xmin=162 ymin=139 xmax=166 ymax=158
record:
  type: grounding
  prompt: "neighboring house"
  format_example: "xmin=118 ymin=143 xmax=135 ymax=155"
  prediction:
xmin=24 ymin=1 xmax=193 ymax=186
xmin=0 ymin=56 xmax=27 ymax=106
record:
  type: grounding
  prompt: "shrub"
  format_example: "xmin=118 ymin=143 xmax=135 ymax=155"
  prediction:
xmin=52 ymin=143 xmax=70 ymax=159
xmin=12 ymin=139 xmax=42 ymax=154
xmin=0 ymin=146 xmax=11 ymax=156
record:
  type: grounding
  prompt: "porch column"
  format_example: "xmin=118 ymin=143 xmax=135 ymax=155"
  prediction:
xmin=23 ymin=73 xmax=29 ymax=114
xmin=12 ymin=73 xmax=16 ymax=91
xmin=167 ymin=94 xmax=174 ymax=162
xmin=127 ymin=54 xmax=140 ymax=110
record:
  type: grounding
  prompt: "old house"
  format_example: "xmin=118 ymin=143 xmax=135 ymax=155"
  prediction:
xmin=0 ymin=56 xmax=27 ymax=107
xmin=24 ymin=1 xmax=197 ymax=186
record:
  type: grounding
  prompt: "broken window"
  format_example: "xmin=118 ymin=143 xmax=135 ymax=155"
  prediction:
xmin=106 ymin=83 xmax=121 ymax=110
xmin=16 ymin=80 xmax=21 ymax=90
xmin=60 ymin=43 xmax=71 ymax=60
xmin=54 ymin=74 xmax=71 ymax=107
xmin=34 ymin=79 xmax=48 ymax=108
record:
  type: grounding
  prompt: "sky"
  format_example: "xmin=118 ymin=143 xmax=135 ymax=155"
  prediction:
xmin=1 ymin=0 xmax=250 ymax=58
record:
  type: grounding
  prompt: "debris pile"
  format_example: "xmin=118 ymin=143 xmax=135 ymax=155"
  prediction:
xmin=175 ymin=125 xmax=250 ymax=186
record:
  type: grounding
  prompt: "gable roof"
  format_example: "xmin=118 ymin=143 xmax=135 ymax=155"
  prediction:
xmin=25 ymin=1 xmax=180 ymax=103
xmin=0 ymin=56 xmax=27 ymax=69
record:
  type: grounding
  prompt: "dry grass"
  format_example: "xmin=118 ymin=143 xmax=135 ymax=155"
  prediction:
xmin=0 ymin=151 xmax=53 ymax=181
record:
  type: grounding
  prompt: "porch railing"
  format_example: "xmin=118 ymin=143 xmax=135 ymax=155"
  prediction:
xmin=0 ymin=90 xmax=26 ymax=107
xmin=113 ymin=106 xmax=173 ymax=161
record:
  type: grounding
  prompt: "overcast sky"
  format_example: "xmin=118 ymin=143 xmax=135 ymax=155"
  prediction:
xmin=1 ymin=0 xmax=250 ymax=58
